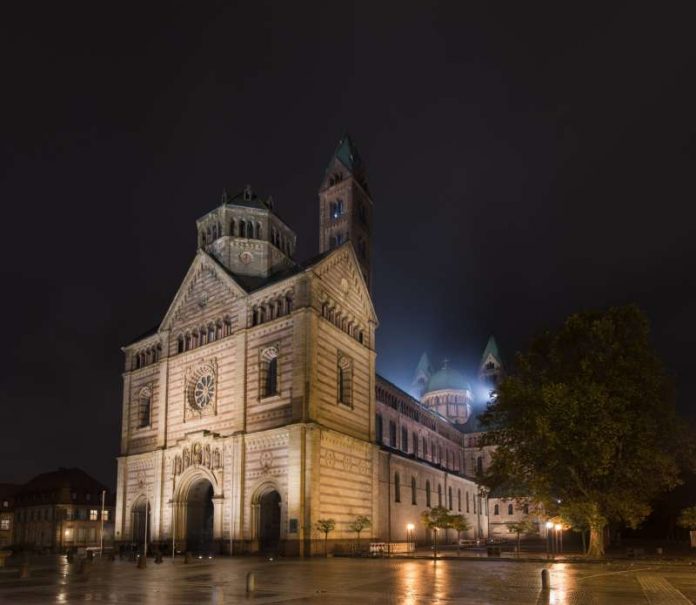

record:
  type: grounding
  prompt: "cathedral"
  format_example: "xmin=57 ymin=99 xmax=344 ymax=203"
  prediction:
xmin=114 ymin=136 xmax=508 ymax=556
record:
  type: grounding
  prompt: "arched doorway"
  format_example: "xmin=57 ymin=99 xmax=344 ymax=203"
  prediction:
xmin=131 ymin=496 xmax=150 ymax=550
xmin=185 ymin=478 xmax=214 ymax=553
xmin=259 ymin=490 xmax=281 ymax=552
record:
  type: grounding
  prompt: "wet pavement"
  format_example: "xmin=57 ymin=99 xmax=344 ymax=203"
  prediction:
xmin=1 ymin=555 xmax=696 ymax=604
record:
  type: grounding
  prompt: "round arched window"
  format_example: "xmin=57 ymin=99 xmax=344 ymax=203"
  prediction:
xmin=193 ymin=373 xmax=215 ymax=409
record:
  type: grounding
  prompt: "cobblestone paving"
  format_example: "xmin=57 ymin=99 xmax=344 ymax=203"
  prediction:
xmin=1 ymin=556 xmax=695 ymax=604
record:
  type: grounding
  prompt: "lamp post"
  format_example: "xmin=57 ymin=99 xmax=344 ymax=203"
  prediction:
xmin=555 ymin=523 xmax=563 ymax=554
xmin=545 ymin=521 xmax=553 ymax=559
xmin=171 ymin=498 xmax=176 ymax=562
xmin=406 ymin=523 xmax=415 ymax=553
xmin=100 ymin=489 xmax=106 ymax=558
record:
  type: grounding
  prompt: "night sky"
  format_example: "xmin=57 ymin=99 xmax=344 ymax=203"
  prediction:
xmin=2 ymin=2 xmax=695 ymax=488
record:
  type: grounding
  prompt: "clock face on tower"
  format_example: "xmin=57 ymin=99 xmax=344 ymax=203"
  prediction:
xmin=240 ymin=251 xmax=254 ymax=265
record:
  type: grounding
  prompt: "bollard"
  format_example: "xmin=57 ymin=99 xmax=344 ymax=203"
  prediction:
xmin=541 ymin=569 xmax=550 ymax=590
xmin=246 ymin=572 xmax=256 ymax=595
xmin=19 ymin=563 xmax=30 ymax=579
xmin=137 ymin=554 xmax=147 ymax=569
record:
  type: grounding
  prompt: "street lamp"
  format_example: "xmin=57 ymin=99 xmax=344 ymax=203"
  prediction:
xmin=545 ymin=521 xmax=553 ymax=558
xmin=555 ymin=523 xmax=563 ymax=554
xmin=406 ymin=523 xmax=415 ymax=552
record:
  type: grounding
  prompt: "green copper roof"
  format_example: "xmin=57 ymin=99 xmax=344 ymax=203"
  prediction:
xmin=481 ymin=335 xmax=501 ymax=364
xmin=413 ymin=352 xmax=432 ymax=384
xmin=333 ymin=134 xmax=363 ymax=172
xmin=425 ymin=362 xmax=471 ymax=393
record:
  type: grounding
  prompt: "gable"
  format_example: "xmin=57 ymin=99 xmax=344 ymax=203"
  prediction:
xmin=159 ymin=251 xmax=247 ymax=332
xmin=311 ymin=243 xmax=377 ymax=324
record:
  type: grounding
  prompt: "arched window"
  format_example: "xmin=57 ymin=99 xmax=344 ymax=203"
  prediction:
xmin=423 ymin=438 xmax=428 ymax=459
xmin=494 ymin=504 xmax=499 ymax=515
xmin=394 ymin=472 xmax=400 ymax=503
xmin=239 ymin=219 xmax=246 ymax=237
xmin=411 ymin=477 xmax=417 ymax=505
xmin=458 ymin=489 xmax=462 ymax=512
xmin=466 ymin=491 xmax=470 ymax=513
xmin=177 ymin=336 xmax=184 ymax=354
xmin=255 ymin=222 xmax=261 ymax=239
xmin=401 ymin=427 xmax=408 ymax=452
xmin=437 ymin=484 xmax=442 ymax=507
xmin=138 ymin=388 xmax=151 ymax=428
xmin=207 ymin=324 xmax=215 ymax=343
xmin=260 ymin=347 xmax=279 ymax=398
xmin=337 ymin=355 xmax=353 ymax=406
xmin=476 ymin=456 xmax=483 ymax=475
xmin=375 ymin=414 xmax=383 ymax=444
xmin=448 ymin=487 xmax=453 ymax=510
xmin=230 ymin=219 xmax=236 ymax=235
xmin=200 ymin=232 xmax=206 ymax=247
xmin=223 ymin=318 xmax=232 ymax=337
xmin=426 ymin=481 xmax=431 ymax=507
xmin=508 ymin=503 xmax=513 ymax=515
xmin=412 ymin=431 xmax=418 ymax=456
xmin=246 ymin=221 xmax=254 ymax=238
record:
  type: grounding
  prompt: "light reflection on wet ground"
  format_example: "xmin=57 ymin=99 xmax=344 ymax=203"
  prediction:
xmin=1 ymin=556 xmax=695 ymax=604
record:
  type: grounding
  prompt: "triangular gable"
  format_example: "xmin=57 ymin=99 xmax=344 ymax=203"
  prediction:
xmin=159 ymin=250 xmax=247 ymax=332
xmin=309 ymin=242 xmax=378 ymax=325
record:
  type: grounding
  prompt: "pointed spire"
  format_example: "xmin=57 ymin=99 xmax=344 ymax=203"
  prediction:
xmin=332 ymin=133 xmax=363 ymax=172
xmin=480 ymin=336 xmax=501 ymax=367
xmin=412 ymin=352 xmax=433 ymax=395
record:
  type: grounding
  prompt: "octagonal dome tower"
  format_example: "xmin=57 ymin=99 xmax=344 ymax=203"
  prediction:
xmin=421 ymin=360 xmax=473 ymax=425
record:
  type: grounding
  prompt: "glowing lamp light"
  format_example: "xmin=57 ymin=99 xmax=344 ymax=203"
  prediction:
xmin=554 ymin=524 xmax=562 ymax=531
xmin=407 ymin=523 xmax=415 ymax=531
xmin=545 ymin=521 xmax=553 ymax=529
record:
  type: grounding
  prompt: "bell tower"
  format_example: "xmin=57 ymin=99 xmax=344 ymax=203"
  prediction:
xmin=319 ymin=134 xmax=373 ymax=290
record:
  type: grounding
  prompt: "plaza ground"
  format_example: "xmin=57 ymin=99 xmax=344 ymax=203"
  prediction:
xmin=2 ymin=553 xmax=696 ymax=604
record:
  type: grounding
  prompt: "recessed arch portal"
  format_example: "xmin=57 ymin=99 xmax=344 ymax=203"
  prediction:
xmin=172 ymin=465 xmax=222 ymax=554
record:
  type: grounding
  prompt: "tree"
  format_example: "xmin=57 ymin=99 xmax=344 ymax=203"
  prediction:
xmin=348 ymin=515 xmax=372 ymax=553
xmin=420 ymin=506 xmax=453 ymax=559
xmin=450 ymin=514 xmax=471 ymax=556
xmin=481 ymin=305 xmax=690 ymax=557
xmin=506 ymin=519 xmax=534 ymax=556
xmin=314 ymin=519 xmax=336 ymax=557
xmin=677 ymin=506 xmax=696 ymax=531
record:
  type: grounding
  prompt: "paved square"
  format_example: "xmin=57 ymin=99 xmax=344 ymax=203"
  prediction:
xmin=1 ymin=556 xmax=696 ymax=604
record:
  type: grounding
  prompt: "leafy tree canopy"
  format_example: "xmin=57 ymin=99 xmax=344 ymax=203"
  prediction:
xmin=481 ymin=305 xmax=692 ymax=556
xmin=677 ymin=506 xmax=696 ymax=531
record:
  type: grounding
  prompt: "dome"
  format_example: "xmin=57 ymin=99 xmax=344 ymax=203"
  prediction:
xmin=425 ymin=365 xmax=470 ymax=393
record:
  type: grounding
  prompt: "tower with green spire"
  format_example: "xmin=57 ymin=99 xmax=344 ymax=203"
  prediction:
xmin=479 ymin=335 xmax=503 ymax=390
xmin=318 ymin=134 xmax=373 ymax=290
xmin=411 ymin=352 xmax=433 ymax=398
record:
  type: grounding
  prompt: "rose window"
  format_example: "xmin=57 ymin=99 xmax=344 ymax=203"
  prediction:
xmin=193 ymin=373 xmax=215 ymax=409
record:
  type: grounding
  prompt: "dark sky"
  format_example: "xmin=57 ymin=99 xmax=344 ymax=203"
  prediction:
xmin=2 ymin=2 xmax=695 ymax=488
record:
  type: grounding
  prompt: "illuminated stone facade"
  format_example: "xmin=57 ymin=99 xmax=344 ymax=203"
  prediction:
xmin=115 ymin=136 xmax=495 ymax=556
